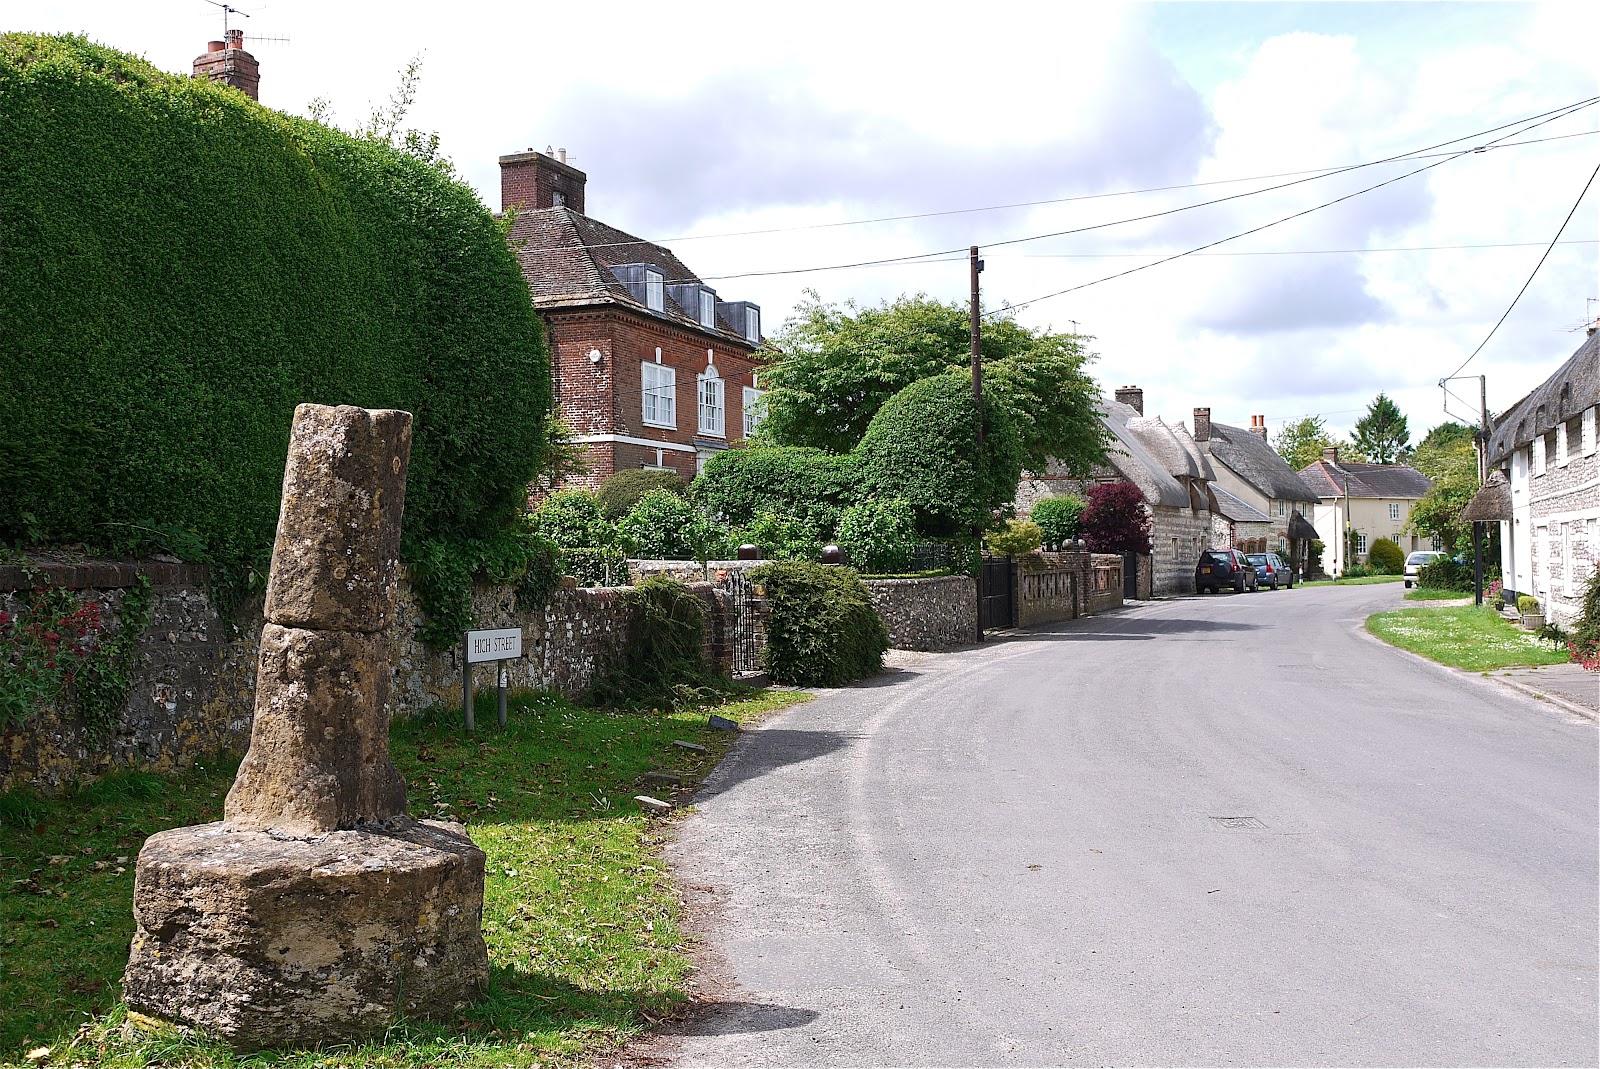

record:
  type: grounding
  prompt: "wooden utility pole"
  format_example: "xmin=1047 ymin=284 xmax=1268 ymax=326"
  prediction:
xmin=970 ymin=245 xmax=983 ymax=454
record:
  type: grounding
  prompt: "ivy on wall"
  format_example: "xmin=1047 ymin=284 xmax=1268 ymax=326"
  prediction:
xmin=0 ymin=35 xmax=553 ymax=641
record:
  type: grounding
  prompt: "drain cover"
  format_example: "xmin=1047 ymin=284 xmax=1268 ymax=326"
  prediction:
xmin=1210 ymin=815 xmax=1266 ymax=829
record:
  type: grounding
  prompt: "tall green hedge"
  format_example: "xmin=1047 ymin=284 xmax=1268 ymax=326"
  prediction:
xmin=750 ymin=561 xmax=887 ymax=687
xmin=0 ymin=35 xmax=551 ymax=626
xmin=694 ymin=446 xmax=859 ymax=535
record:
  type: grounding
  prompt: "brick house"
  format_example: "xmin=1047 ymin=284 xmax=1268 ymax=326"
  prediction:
xmin=1483 ymin=329 xmax=1598 ymax=625
xmin=500 ymin=150 xmax=766 ymax=487
xmin=1190 ymin=409 xmax=1320 ymax=556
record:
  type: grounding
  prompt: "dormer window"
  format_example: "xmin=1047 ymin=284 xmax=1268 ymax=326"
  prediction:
xmin=744 ymin=306 xmax=760 ymax=343
xmin=699 ymin=290 xmax=717 ymax=330
xmin=645 ymin=269 xmax=664 ymax=313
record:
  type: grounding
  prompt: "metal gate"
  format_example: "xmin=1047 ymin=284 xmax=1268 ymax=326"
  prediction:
xmin=723 ymin=571 xmax=766 ymax=676
xmin=1122 ymin=551 xmax=1140 ymax=601
xmin=979 ymin=555 xmax=1016 ymax=631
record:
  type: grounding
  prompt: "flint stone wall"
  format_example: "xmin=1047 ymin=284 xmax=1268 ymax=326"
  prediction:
xmin=863 ymin=575 xmax=978 ymax=650
xmin=1 ymin=560 xmax=729 ymax=795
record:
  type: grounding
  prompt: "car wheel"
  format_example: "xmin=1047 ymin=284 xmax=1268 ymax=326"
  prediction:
xmin=1404 ymin=580 xmax=1412 ymax=588
xmin=1271 ymin=578 xmax=1278 ymax=590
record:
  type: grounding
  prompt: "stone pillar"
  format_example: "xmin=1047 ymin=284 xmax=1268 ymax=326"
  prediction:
xmin=123 ymin=404 xmax=488 ymax=1050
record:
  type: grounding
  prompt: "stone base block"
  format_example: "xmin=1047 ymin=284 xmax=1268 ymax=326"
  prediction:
xmin=123 ymin=818 xmax=487 ymax=1050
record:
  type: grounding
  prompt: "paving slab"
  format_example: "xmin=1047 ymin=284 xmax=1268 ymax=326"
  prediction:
xmin=1495 ymin=662 xmax=1600 ymax=718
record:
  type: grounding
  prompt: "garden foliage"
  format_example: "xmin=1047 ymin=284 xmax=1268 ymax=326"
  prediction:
xmin=617 ymin=490 xmax=721 ymax=562
xmin=595 ymin=469 xmax=687 ymax=521
xmin=1080 ymin=482 xmax=1153 ymax=555
xmin=1416 ymin=557 xmax=1475 ymax=593
xmin=532 ymin=490 xmax=614 ymax=550
xmin=834 ymin=499 xmax=917 ymax=574
xmin=694 ymin=447 xmax=858 ymax=535
xmin=750 ymin=561 xmax=888 ymax=687
xmin=589 ymin=577 xmax=724 ymax=709
xmin=985 ymin=520 xmax=1043 ymax=557
xmin=1029 ymin=495 xmax=1085 ymax=549
xmin=1368 ymin=537 xmax=1405 ymax=574
xmin=0 ymin=35 xmax=553 ymax=643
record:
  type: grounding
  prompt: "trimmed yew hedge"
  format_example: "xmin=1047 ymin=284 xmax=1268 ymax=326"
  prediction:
xmin=0 ymin=34 xmax=551 ymax=629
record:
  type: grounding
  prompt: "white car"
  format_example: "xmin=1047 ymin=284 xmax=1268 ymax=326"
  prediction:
xmin=1403 ymin=551 xmax=1445 ymax=588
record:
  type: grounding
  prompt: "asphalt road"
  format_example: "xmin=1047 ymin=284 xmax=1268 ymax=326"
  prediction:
xmin=650 ymin=583 xmax=1599 ymax=1068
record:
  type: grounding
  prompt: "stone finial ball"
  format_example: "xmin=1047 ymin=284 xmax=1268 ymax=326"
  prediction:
xmin=736 ymin=544 xmax=762 ymax=560
xmin=821 ymin=544 xmax=845 ymax=565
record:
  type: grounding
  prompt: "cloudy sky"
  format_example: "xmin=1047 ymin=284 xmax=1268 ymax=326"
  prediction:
xmin=14 ymin=0 xmax=1598 ymax=445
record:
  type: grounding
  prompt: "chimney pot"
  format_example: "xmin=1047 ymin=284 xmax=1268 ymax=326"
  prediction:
xmin=1193 ymin=407 xmax=1211 ymax=442
xmin=194 ymin=33 xmax=259 ymax=100
xmin=226 ymin=28 xmax=244 ymax=49
xmin=1250 ymin=415 xmax=1268 ymax=440
xmin=1323 ymin=446 xmax=1340 ymax=463
xmin=1113 ymin=385 xmax=1144 ymax=416
xmin=558 ymin=147 xmax=567 ymax=163
xmin=207 ymin=39 xmax=226 ymax=52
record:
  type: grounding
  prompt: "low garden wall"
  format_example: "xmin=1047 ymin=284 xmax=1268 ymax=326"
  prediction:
xmin=863 ymin=575 xmax=979 ymax=650
xmin=1 ymin=558 xmax=730 ymax=795
xmin=1088 ymin=554 xmax=1125 ymax=614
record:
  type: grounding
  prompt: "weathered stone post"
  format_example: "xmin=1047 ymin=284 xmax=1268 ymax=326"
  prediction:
xmin=123 ymin=404 xmax=488 ymax=1050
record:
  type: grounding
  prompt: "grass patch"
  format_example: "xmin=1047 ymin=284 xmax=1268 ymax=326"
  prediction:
xmin=1300 ymin=574 xmax=1404 ymax=587
xmin=1366 ymin=605 xmax=1570 ymax=672
xmin=1403 ymin=587 xmax=1473 ymax=601
xmin=0 ymin=686 xmax=809 ymax=1067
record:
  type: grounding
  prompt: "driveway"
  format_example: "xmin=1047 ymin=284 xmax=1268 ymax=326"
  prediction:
xmin=641 ymin=584 xmax=1598 ymax=1067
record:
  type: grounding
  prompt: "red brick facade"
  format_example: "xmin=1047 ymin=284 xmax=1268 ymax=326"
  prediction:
xmin=545 ymin=309 xmax=761 ymax=487
xmin=501 ymin=150 xmax=586 ymax=214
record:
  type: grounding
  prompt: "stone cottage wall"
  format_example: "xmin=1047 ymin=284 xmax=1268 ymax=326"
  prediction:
xmin=1 ymin=560 xmax=730 ymax=795
xmin=863 ymin=575 xmax=979 ymax=650
xmin=1528 ymin=443 xmax=1599 ymax=626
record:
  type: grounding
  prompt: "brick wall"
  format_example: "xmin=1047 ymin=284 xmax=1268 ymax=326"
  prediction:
xmin=1 ymin=561 xmax=732 ymax=795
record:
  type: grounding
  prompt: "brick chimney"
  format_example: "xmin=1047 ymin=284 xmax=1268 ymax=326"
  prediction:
xmin=1323 ymin=445 xmax=1340 ymax=463
xmin=1114 ymin=385 xmax=1144 ymax=415
xmin=193 ymin=29 xmax=259 ymax=100
xmin=500 ymin=148 xmax=586 ymax=214
xmin=1250 ymin=414 xmax=1268 ymax=441
xmin=1192 ymin=407 xmax=1211 ymax=442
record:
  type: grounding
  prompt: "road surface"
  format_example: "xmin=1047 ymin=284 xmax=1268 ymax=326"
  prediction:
xmin=647 ymin=584 xmax=1598 ymax=1067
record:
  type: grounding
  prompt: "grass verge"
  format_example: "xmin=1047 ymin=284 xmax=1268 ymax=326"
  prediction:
xmin=1366 ymin=605 xmax=1570 ymax=672
xmin=1300 ymin=574 xmax=1404 ymax=587
xmin=1403 ymin=587 xmax=1473 ymax=601
xmin=0 ymin=687 xmax=809 ymax=1067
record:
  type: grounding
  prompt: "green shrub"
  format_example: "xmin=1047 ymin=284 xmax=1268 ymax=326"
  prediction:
xmin=835 ymin=499 xmax=917 ymax=573
xmin=1517 ymin=595 xmax=1540 ymax=615
xmin=728 ymin=510 xmax=827 ymax=563
xmin=1029 ymin=495 xmax=1084 ymax=550
xmin=854 ymin=372 xmax=1025 ymax=537
xmin=561 ymin=546 xmax=628 ymax=587
xmin=407 ymin=522 xmax=562 ymax=647
xmin=596 ymin=469 xmax=688 ymax=521
xmin=1418 ymin=557 xmax=1474 ymax=592
xmin=1343 ymin=563 xmax=1376 ymax=579
xmin=533 ymin=489 xmax=613 ymax=549
xmin=694 ymin=446 xmax=859 ymax=535
xmin=617 ymin=490 xmax=724 ymax=561
xmin=0 ymin=35 xmax=552 ymax=640
xmin=589 ymin=577 xmax=725 ymax=709
xmin=985 ymin=520 xmax=1043 ymax=557
xmin=750 ymin=561 xmax=888 ymax=687
xmin=1369 ymin=537 xmax=1405 ymax=574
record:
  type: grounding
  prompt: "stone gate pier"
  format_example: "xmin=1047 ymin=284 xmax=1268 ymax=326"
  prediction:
xmin=122 ymin=404 xmax=488 ymax=1049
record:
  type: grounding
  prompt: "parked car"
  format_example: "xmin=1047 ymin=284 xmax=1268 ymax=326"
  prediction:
xmin=1403 ymin=550 xmax=1446 ymax=588
xmin=1245 ymin=551 xmax=1293 ymax=590
xmin=1195 ymin=549 xmax=1258 ymax=594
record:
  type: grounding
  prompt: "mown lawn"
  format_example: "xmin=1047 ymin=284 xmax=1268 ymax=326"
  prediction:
xmin=1300 ymin=574 xmax=1404 ymax=587
xmin=1403 ymin=587 xmax=1474 ymax=601
xmin=1366 ymin=605 xmax=1570 ymax=672
xmin=0 ymin=687 xmax=808 ymax=1067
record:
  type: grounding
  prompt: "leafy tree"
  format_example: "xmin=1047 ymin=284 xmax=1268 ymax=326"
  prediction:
xmin=759 ymin=292 xmax=1106 ymax=473
xmin=1080 ymin=482 xmax=1153 ymax=555
xmin=1029 ymin=495 xmax=1086 ymax=550
xmin=1350 ymin=393 xmax=1410 ymax=464
xmin=834 ymin=499 xmax=917 ymax=573
xmin=855 ymin=371 xmax=1025 ymax=537
xmin=1407 ymin=443 xmax=1477 ymax=553
xmin=1273 ymin=416 xmax=1336 ymax=471
xmin=694 ymin=447 xmax=857 ymax=535
xmin=1409 ymin=421 xmax=1477 ymax=480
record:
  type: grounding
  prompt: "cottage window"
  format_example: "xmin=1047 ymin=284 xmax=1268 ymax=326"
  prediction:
xmin=1533 ymin=434 xmax=1547 ymax=477
xmin=1557 ymin=421 xmax=1570 ymax=467
xmin=742 ymin=386 xmax=766 ymax=438
xmin=1277 ymin=501 xmax=1286 ymax=517
xmin=744 ymin=306 xmax=761 ymax=344
xmin=1583 ymin=407 xmax=1597 ymax=457
xmin=1389 ymin=503 xmax=1401 ymax=521
xmin=698 ymin=368 xmax=725 ymax=436
xmin=641 ymin=362 xmax=676 ymax=428
xmin=1355 ymin=532 xmax=1368 ymax=556
xmin=645 ymin=269 xmax=664 ymax=313
xmin=699 ymin=290 xmax=717 ymax=330
xmin=1563 ymin=522 xmax=1574 ymax=597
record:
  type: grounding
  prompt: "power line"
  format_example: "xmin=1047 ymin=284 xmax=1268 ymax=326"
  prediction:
xmin=986 ymin=99 xmax=1600 ymax=317
xmin=1013 ymin=239 xmax=1597 ymax=259
xmin=1442 ymin=157 xmax=1600 ymax=381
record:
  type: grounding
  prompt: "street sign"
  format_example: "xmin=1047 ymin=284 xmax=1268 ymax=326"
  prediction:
xmin=465 ymin=627 xmax=522 ymax=663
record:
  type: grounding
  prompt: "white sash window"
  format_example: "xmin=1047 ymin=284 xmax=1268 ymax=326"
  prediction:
xmin=642 ymin=361 xmax=676 ymax=428
xmin=698 ymin=367 xmax=724 ymax=436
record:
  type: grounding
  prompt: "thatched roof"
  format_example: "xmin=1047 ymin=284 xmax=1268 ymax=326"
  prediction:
xmin=1287 ymin=510 xmax=1319 ymax=541
xmin=1464 ymin=470 xmax=1512 ymax=521
xmin=1485 ymin=332 xmax=1598 ymax=465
